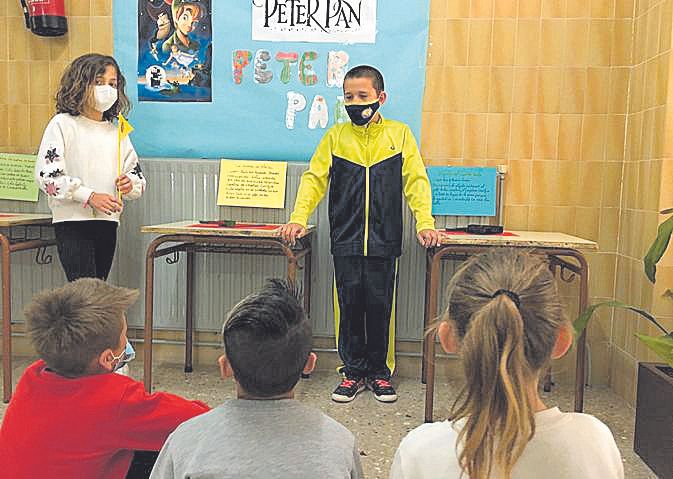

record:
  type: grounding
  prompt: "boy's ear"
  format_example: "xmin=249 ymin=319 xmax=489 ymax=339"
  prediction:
xmin=437 ymin=321 xmax=458 ymax=354
xmin=378 ymin=91 xmax=388 ymax=106
xmin=551 ymin=323 xmax=573 ymax=359
xmin=97 ymin=348 xmax=115 ymax=373
xmin=218 ymin=354 xmax=234 ymax=380
xmin=303 ymin=352 xmax=317 ymax=375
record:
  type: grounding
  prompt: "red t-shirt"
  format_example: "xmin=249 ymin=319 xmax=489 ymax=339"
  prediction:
xmin=0 ymin=360 xmax=210 ymax=478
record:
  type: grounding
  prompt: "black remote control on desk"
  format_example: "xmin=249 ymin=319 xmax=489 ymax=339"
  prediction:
xmin=445 ymin=224 xmax=504 ymax=235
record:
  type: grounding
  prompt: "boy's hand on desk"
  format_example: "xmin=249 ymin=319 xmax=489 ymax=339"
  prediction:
xmin=279 ymin=223 xmax=306 ymax=246
xmin=417 ymin=229 xmax=440 ymax=248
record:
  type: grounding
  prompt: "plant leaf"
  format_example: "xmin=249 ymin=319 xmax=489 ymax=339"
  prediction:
xmin=574 ymin=300 xmax=669 ymax=338
xmin=635 ymin=333 xmax=673 ymax=368
xmin=644 ymin=214 xmax=673 ymax=283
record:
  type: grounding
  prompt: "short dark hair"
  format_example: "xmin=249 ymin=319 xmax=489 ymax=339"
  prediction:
xmin=222 ymin=279 xmax=312 ymax=397
xmin=344 ymin=65 xmax=385 ymax=94
xmin=24 ymin=278 xmax=138 ymax=377
xmin=56 ymin=53 xmax=130 ymax=122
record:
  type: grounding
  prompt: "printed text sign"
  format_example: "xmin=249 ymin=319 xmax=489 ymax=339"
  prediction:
xmin=217 ymin=160 xmax=288 ymax=208
xmin=0 ymin=154 xmax=39 ymax=202
xmin=252 ymin=0 xmax=377 ymax=43
xmin=428 ymin=167 xmax=497 ymax=217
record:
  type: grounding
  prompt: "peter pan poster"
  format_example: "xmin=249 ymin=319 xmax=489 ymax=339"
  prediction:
xmin=137 ymin=0 xmax=212 ymax=102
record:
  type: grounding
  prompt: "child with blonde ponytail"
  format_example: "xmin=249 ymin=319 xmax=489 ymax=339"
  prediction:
xmin=390 ymin=249 xmax=623 ymax=479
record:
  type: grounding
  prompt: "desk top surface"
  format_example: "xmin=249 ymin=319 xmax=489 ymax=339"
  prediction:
xmin=141 ymin=221 xmax=315 ymax=238
xmin=0 ymin=213 xmax=52 ymax=227
xmin=438 ymin=230 xmax=597 ymax=250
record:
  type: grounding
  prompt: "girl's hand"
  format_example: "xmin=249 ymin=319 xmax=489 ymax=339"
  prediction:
xmin=115 ymin=175 xmax=133 ymax=195
xmin=88 ymin=193 xmax=123 ymax=215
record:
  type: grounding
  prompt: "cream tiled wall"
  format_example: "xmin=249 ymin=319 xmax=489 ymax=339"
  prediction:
xmin=0 ymin=0 xmax=113 ymax=154
xmin=422 ymin=0 xmax=635 ymax=387
xmin=611 ymin=0 xmax=673 ymax=405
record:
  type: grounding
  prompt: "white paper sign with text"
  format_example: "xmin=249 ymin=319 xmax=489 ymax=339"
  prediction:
xmin=252 ymin=0 xmax=377 ymax=43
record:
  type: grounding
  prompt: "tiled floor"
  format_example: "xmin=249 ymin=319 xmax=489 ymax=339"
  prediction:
xmin=1 ymin=359 xmax=658 ymax=478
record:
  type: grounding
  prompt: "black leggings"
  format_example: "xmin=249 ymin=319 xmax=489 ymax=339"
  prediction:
xmin=54 ymin=221 xmax=118 ymax=281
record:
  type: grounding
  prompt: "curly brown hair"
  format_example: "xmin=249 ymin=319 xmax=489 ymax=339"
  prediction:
xmin=55 ymin=53 xmax=130 ymax=122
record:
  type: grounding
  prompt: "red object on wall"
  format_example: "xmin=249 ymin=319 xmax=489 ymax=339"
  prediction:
xmin=20 ymin=0 xmax=68 ymax=37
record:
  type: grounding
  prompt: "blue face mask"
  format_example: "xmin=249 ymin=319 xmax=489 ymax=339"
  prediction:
xmin=111 ymin=341 xmax=136 ymax=372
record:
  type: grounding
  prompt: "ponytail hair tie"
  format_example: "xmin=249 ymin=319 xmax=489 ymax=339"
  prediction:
xmin=492 ymin=289 xmax=521 ymax=308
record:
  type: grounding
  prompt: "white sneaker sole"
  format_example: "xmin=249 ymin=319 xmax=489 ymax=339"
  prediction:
xmin=331 ymin=384 xmax=365 ymax=403
xmin=373 ymin=393 xmax=398 ymax=403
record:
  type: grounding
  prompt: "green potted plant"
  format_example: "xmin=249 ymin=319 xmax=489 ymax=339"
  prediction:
xmin=574 ymin=208 xmax=673 ymax=477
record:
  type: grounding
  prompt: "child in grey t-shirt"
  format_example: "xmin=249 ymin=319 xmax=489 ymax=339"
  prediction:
xmin=150 ymin=280 xmax=363 ymax=479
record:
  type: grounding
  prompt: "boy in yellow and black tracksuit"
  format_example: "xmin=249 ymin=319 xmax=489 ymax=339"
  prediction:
xmin=280 ymin=66 xmax=438 ymax=403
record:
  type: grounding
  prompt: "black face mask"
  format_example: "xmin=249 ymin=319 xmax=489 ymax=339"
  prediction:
xmin=345 ymin=100 xmax=381 ymax=126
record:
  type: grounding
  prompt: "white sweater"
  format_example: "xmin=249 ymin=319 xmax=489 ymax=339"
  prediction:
xmin=35 ymin=113 xmax=146 ymax=223
xmin=390 ymin=407 xmax=624 ymax=479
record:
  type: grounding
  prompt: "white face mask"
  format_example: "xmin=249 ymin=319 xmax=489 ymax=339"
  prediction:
xmin=93 ymin=85 xmax=118 ymax=113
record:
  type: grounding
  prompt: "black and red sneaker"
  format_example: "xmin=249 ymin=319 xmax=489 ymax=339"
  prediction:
xmin=331 ymin=377 xmax=365 ymax=403
xmin=368 ymin=378 xmax=397 ymax=402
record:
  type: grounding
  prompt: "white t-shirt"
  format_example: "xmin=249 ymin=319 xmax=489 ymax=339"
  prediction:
xmin=390 ymin=407 xmax=624 ymax=479
xmin=35 ymin=113 xmax=146 ymax=223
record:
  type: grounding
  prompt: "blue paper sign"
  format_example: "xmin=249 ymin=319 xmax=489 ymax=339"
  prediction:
xmin=113 ymin=1 xmax=431 ymax=161
xmin=427 ymin=167 xmax=497 ymax=216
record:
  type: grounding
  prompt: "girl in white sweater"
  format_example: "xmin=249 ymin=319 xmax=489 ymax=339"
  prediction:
xmin=391 ymin=249 xmax=623 ymax=479
xmin=35 ymin=54 xmax=145 ymax=281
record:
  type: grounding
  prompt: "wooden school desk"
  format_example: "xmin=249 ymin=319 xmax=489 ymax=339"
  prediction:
xmin=422 ymin=230 xmax=598 ymax=422
xmin=0 ymin=213 xmax=57 ymax=403
xmin=141 ymin=221 xmax=315 ymax=392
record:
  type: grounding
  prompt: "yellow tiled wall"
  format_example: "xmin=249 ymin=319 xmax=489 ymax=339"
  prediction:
xmin=611 ymin=0 xmax=673 ymax=405
xmin=0 ymin=0 xmax=113 ymax=154
xmin=423 ymin=0 xmax=636 ymax=388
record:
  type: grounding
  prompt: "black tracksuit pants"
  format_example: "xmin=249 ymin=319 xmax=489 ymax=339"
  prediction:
xmin=333 ymin=255 xmax=397 ymax=380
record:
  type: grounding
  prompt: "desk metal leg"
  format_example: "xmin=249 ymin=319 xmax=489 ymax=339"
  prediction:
xmin=304 ymin=251 xmax=312 ymax=317
xmin=1 ymin=235 xmax=11 ymax=404
xmin=287 ymin=257 xmax=297 ymax=284
xmin=424 ymin=250 xmax=444 ymax=423
xmin=422 ymin=251 xmax=432 ymax=384
xmin=574 ymin=253 xmax=589 ymax=413
xmin=185 ymin=249 xmax=195 ymax=374
xmin=543 ymin=261 xmax=556 ymax=392
xmin=144 ymin=242 xmax=158 ymax=393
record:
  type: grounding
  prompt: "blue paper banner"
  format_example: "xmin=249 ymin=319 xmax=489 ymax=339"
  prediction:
xmin=114 ymin=1 xmax=430 ymax=161
xmin=428 ymin=167 xmax=498 ymax=217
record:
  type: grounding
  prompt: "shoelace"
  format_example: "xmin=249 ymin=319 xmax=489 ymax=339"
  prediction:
xmin=373 ymin=379 xmax=392 ymax=388
xmin=340 ymin=379 xmax=357 ymax=388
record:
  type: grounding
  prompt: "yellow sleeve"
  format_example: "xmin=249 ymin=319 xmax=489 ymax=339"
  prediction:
xmin=401 ymin=126 xmax=436 ymax=233
xmin=288 ymin=130 xmax=333 ymax=228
